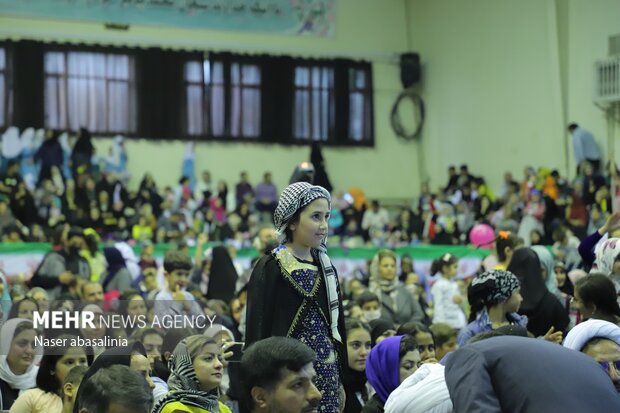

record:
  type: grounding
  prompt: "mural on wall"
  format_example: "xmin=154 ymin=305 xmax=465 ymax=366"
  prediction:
xmin=0 ymin=0 xmax=336 ymax=37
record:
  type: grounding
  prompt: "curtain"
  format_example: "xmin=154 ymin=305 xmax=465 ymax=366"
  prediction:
xmin=44 ymin=50 xmax=137 ymax=133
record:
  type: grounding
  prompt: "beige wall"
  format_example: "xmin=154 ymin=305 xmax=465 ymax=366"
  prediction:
xmin=0 ymin=0 xmax=421 ymax=200
xmin=2 ymin=0 xmax=619 ymax=198
xmin=407 ymin=0 xmax=620 ymax=193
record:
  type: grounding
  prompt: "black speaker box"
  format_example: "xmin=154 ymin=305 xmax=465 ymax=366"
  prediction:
xmin=400 ymin=53 xmax=421 ymax=88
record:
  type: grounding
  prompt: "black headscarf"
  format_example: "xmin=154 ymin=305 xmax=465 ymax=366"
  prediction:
xmin=102 ymin=247 xmax=127 ymax=291
xmin=507 ymin=248 xmax=548 ymax=312
xmin=369 ymin=318 xmax=395 ymax=345
xmin=206 ymin=246 xmax=238 ymax=304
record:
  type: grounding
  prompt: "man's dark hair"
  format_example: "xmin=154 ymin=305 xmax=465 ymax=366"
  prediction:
xmin=163 ymin=249 xmax=192 ymax=273
xmin=63 ymin=365 xmax=88 ymax=386
xmin=356 ymin=291 xmax=380 ymax=307
xmin=240 ymin=337 xmax=316 ymax=412
xmin=75 ymin=364 xmax=153 ymax=413
xmin=568 ymin=123 xmax=579 ymax=131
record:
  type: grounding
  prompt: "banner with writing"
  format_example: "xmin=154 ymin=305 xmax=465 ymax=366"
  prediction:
xmin=0 ymin=0 xmax=336 ymax=37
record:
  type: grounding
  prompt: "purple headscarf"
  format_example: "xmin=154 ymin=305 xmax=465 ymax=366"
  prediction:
xmin=365 ymin=335 xmax=402 ymax=403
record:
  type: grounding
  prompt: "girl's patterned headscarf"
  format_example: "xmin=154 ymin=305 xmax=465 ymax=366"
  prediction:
xmin=273 ymin=182 xmax=331 ymax=249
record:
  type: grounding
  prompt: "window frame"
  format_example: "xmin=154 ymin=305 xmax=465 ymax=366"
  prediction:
xmin=43 ymin=45 xmax=138 ymax=136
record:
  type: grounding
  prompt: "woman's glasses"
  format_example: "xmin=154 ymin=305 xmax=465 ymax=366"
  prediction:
xmin=598 ymin=360 xmax=620 ymax=371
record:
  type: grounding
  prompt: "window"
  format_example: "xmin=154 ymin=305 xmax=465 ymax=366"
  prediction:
xmin=230 ymin=63 xmax=261 ymax=138
xmin=185 ymin=60 xmax=225 ymax=136
xmin=0 ymin=48 xmax=8 ymax=128
xmin=349 ymin=67 xmax=373 ymax=142
xmin=293 ymin=66 xmax=334 ymax=141
xmin=185 ymin=58 xmax=261 ymax=139
xmin=44 ymin=51 xmax=137 ymax=133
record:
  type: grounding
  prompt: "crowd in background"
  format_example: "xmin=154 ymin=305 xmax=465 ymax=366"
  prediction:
xmin=0 ymin=125 xmax=620 ymax=413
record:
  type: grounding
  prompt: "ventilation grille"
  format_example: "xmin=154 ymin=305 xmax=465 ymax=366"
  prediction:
xmin=609 ymin=34 xmax=620 ymax=56
xmin=594 ymin=58 xmax=620 ymax=103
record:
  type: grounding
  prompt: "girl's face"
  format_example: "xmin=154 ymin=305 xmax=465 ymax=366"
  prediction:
xmin=613 ymin=258 xmax=620 ymax=276
xmin=555 ymin=268 xmax=567 ymax=286
xmin=55 ymin=347 xmax=88 ymax=385
xmin=415 ymin=332 xmax=436 ymax=362
xmin=379 ymin=256 xmax=397 ymax=281
xmin=127 ymin=296 xmax=148 ymax=319
xmin=443 ymin=262 xmax=458 ymax=278
xmin=504 ymin=289 xmax=523 ymax=313
xmin=573 ymin=288 xmax=594 ymax=319
xmin=290 ymin=198 xmax=330 ymax=250
xmin=17 ymin=300 xmax=38 ymax=321
xmin=193 ymin=343 xmax=224 ymax=392
xmin=7 ymin=329 xmax=36 ymax=374
xmin=346 ymin=328 xmax=371 ymax=372
xmin=399 ymin=350 xmax=421 ymax=384
xmin=401 ymin=258 xmax=413 ymax=274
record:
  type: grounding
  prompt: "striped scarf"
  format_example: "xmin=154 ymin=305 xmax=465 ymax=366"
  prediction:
xmin=152 ymin=339 xmax=220 ymax=413
xmin=273 ymin=182 xmax=342 ymax=343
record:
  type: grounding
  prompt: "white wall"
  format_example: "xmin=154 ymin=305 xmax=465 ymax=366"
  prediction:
xmin=0 ymin=0 xmax=422 ymax=200
xmin=406 ymin=0 xmax=620 ymax=193
xmin=4 ymin=0 xmax=619 ymax=199
xmin=406 ymin=0 xmax=567 ymax=193
xmin=565 ymin=0 xmax=620 ymax=163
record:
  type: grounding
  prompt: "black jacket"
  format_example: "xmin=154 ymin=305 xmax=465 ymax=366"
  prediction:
xmin=245 ymin=252 xmax=347 ymax=380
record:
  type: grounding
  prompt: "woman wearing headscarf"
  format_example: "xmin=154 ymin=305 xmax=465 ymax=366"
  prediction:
xmin=246 ymin=182 xmax=346 ymax=413
xmin=152 ymin=335 xmax=231 ymax=413
xmin=70 ymin=128 xmax=94 ymax=179
xmin=531 ymin=245 xmax=563 ymax=301
xmin=0 ymin=319 xmax=42 ymax=409
xmin=368 ymin=250 xmax=425 ymax=325
xmin=193 ymin=246 xmax=238 ymax=304
xmin=507 ymin=248 xmax=569 ymax=338
xmin=0 ymin=271 xmax=12 ymax=322
xmin=384 ymin=363 xmax=452 ymax=413
xmin=101 ymin=247 xmax=132 ymax=300
xmin=362 ymin=335 xmax=421 ymax=413
xmin=10 ymin=334 xmax=91 ymax=413
xmin=34 ymin=129 xmax=63 ymax=185
xmin=457 ymin=269 xmax=526 ymax=346
xmin=591 ymin=237 xmax=620 ymax=296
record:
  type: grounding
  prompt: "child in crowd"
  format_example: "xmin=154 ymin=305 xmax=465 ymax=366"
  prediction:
xmin=430 ymin=253 xmax=466 ymax=330
xmin=429 ymin=322 xmax=458 ymax=361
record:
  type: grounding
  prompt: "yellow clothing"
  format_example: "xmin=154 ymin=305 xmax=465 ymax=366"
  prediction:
xmin=81 ymin=250 xmax=105 ymax=282
xmin=132 ymin=225 xmax=154 ymax=242
xmin=158 ymin=401 xmax=231 ymax=413
xmin=9 ymin=388 xmax=62 ymax=413
xmin=494 ymin=263 xmax=507 ymax=270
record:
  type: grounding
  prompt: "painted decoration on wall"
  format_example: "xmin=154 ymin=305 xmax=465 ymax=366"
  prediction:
xmin=0 ymin=0 xmax=336 ymax=37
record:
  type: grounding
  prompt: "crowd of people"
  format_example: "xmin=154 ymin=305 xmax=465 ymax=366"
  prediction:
xmin=1 ymin=125 xmax=618 ymax=252
xmin=0 ymin=123 xmax=619 ymax=413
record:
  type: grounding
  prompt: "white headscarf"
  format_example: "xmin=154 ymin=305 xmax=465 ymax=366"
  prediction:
xmin=385 ymin=363 xmax=452 ymax=413
xmin=0 ymin=318 xmax=42 ymax=408
xmin=114 ymin=242 xmax=141 ymax=281
xmin=1 ymin=127 xmax=21 ymax=158
xmin=58 ymin=132 xmax=71 ymax=153
xmin=563 ymin=319 xmax=620 ymax=351
xmin=19 ymin=128 xmax=34 ymax=153
xmin=592 ymin=238 xmax=620 ymax=275
xmin=32 ymin=129 xmax=44 ymax=151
